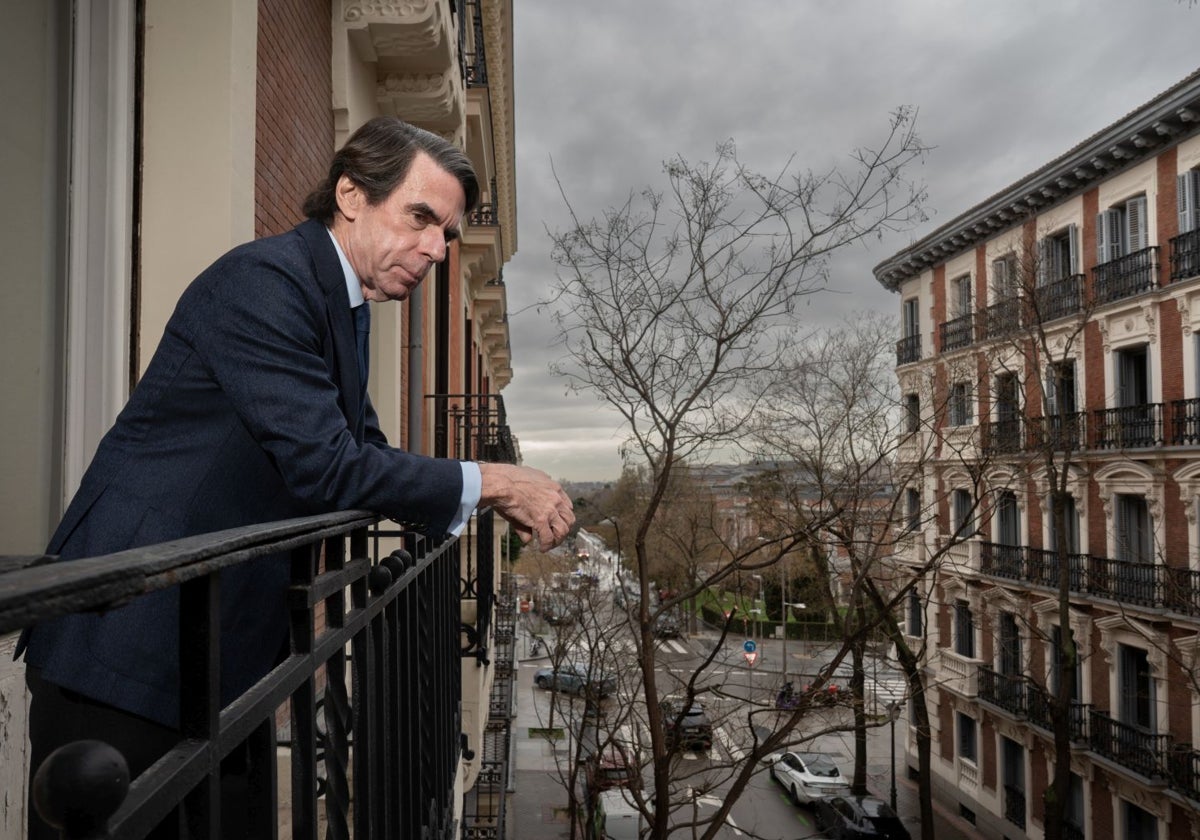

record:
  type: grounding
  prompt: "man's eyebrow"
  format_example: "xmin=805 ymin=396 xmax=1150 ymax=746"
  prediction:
xmin=407 ymin=200 xmax=460 ymax=241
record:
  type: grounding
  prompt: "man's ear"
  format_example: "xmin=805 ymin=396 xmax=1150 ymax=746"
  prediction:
xmin=334 ymin=175 xmax=362 ymax=221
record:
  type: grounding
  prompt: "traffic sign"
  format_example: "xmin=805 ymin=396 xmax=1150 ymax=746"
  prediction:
xmin=743 ymin=639 xmax=757 ymax=653
xmin=743 ymin=650 xmax=758 ymax=666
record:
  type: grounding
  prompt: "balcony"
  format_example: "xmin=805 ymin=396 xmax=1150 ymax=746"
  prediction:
xmin=1088 ymin=710 xmax=1170 ymax=781
xmin=1026 ymin=683 xmax=1092 ymax=743
xmin=977 ymin=298 xmax=1022 ymax=342
xmin=1170 ymin=228 xmax=1200 ymax=282
xmin=428 ymin=393 xmax=518 ymax=464
xmin=1003 ymin=783 xmax=1026 ymax=830
xmin=1171 ymin=397 xmax=1200 ymax=445
xmin=1026 ymin=411 xmax=1087 ymax=452
xmin=1093 ymin=246 xmax=1159 ymax=305
xmin=0 ymin=510 xmax=498 ymax=838
xmin=979 ymin=541 xmax=1024 ymax=581
xmin=1033 ymin=274 xmax=1085 ymax=322
xmin=939 ymin=313 xmax=974 ymax=352
xmin=980 ymin=417 xmax=1023 ymax=455
xmin=1092 ymin=403 xmax=1163 ymax=449
xmin=896 ymin=333 xmax=921 ymax=365
xmin=939 ymin=649 xmax=982 ymax=697
xmin=979 ymin=667 xmax=1026 ymax=716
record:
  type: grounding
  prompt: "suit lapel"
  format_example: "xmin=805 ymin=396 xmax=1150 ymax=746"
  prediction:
xmin=297 ymin=219 xmax=364 ymax=440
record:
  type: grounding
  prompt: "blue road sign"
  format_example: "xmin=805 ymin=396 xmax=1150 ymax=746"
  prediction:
xmin=743 ymin=639 xmax=757 ymax=653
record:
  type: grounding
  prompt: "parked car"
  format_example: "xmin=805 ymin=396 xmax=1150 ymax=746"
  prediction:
xmin=534 ymin=662 xmax=617 ymax=697
xmin=768 ymin=751 xmax=850 ymax=804
xmin=586 ymin=744 xmax=639 ymax=793
xmin=812 ymin=795 xmax=911 ymax=839
xmin=653 ymin=612 xmax=682 ymax=639
xmin=660 ymin=698 xmax=713 ymax=751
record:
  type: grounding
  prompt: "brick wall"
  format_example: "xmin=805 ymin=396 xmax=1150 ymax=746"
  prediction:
xmin=255 ymin=0 xmax=334 ymax=238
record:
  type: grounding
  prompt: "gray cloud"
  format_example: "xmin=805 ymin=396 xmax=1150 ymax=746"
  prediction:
xmin=503 ymin=0 xmax=1200 ymax=483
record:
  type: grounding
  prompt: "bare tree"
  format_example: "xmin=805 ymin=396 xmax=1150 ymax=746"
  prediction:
xmin=543 ymin=111 xmax=929 ymax=839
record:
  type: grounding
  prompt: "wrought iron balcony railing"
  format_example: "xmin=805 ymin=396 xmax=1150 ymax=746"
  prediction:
xmin=1003 ymin=783 xmax=1026 ymax=829
xmin=939 ymin=313 xmax=974 ymax=351
xmin=1088 ymin=710 xmax=1170 ymax=781
xmin=0 ymin=509 xmax=496 ymax=839
xmin=977 ymin=298 xmax=1022 ymax=342
xmin=1171 ymin=397 xmax=1200 ymax=445
xmin=1093 ymin=246 xmax=1159 ymax=305
xmin=1032 ymin=274 xmax=1085 ymax=322
xmin=459 ymin=0 xmax=489 ymax=87
xmin=979 ymin=667 xmax=1026 ymax=716
xmin=1025 ymin=683 xmax=1091 ymax=743
xmin=1092 ymin=403 xmax=1163 ymax=449
xmin=980 ymin=417 xmax=1023 ymax=455
xmin=896 ymin=333 xmax=921 ymax=365
xmin=1026 ymin=411 xmax=1087 ymax=452
xmin=1170 ymin=228 xmax=1200 ymax=282
xmin=428 ymin=393 xmax=518 ymax=465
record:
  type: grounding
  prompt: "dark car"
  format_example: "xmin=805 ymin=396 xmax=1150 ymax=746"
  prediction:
xmin=660 ymin=698 xmax=713 ymax=751
xmin=812 ymin=795 xmax=911 ymax=840
xmin=653 ymin=613 xmax=681 ymax=639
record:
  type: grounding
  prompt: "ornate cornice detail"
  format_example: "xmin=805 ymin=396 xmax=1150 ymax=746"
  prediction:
xmin=377 ymin=71 xmax=463 ymax=132
xmin=480 ymin=0 xmax=516 ymax=259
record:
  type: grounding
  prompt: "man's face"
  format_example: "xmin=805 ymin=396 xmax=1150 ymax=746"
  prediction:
xmin=334 ymin=152 xmax=466 ymax=302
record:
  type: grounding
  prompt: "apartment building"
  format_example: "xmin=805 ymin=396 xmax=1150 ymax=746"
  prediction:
xmin=0 ymin=1 xmax=517 ymax=835
xmin=875 ymin=69 xmax=1200 ymax=839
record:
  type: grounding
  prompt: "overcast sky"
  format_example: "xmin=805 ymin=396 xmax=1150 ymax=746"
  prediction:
xmin=499 ymin=0 xmax=1199 ymax=484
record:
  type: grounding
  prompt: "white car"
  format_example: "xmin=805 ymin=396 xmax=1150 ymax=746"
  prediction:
xmin=769 ymin=751 xmax=851 ymax=805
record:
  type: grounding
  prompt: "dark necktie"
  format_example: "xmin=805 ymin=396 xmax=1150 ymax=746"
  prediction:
xmin=354 ymin=303 xmax=370 ymax=400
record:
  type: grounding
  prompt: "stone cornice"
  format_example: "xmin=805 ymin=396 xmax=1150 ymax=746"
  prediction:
xmin=875 ymin=68 xmax=1200 ymax=292
xmin=481 ymin=0 xmax=516 ymax=260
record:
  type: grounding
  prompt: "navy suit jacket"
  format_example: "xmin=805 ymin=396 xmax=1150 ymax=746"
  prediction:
xmin=21 ymin=219 xmax=464 ymax=727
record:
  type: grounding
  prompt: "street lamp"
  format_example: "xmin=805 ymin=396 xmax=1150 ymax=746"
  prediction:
xmin=781 ymin=601 xmax=806 ymax=682
xmin=750 ymin=574 xmax=764 ymax=639
xmin=886 ymin=700 xmax=903 ymax=811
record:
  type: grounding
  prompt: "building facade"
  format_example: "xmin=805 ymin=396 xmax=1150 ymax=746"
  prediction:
xmin=0 ymin=0 xmax=518 ymax=834
xmin=876 ymin=69 xmax=1200 ymax=839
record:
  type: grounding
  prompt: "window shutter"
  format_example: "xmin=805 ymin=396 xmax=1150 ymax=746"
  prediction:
xmin=1097 ymin=209 xmax=1123 ymax=262
xmin=1067 ymin=224 xmax=1079 ymax=274
xmin=1126 ymin=195 xmax=1148 ymax=252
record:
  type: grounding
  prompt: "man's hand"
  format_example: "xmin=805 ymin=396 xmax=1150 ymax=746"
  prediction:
xmin=477 ymin=463 xmax=575 ymax=550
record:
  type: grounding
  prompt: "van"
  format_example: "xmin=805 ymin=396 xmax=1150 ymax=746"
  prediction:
xmin=596 ymin=787 xmax=647 ymax=840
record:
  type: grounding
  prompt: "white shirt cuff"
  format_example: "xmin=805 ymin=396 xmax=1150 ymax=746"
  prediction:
xmin=448 ymin=461 xmax=482 ymax=536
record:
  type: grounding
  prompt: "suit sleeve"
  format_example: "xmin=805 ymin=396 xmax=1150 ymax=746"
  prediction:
xmin=176 ymin=252 xmax=463 ymax=534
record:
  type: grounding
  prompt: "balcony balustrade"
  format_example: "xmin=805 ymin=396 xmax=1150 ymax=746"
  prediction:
xmin=979 ymin=541 xmax=1024 ymax=580
xmin=896 ymin=333 xmax=921 ymax=365
xmin=1088 ymin=710 xmax=1170 ymax=781
xmin=428 ymin=393 xmax=518 ymax=464
xmin=1171 ymin=397 xmax=1200 ymax=445
xmin=1167 ymin=745 xmax=1200 ymax=804
xmin=980 ymin=417 xmax=1023 ymax=455
xmin=1093 ymin=246 xmax=1159 ymax=305
xmin=939 ymin=313 xmax=974 ymax=351
xmin=1033 ymin=274 xmax=1085 ymax=322
xmin=1003 ymin=784 xmax=1026 ymax=829
xmin=0 ymin=508 xmax=497 ymax=839
xmin=1092 ymin=403 xmax=1163 ymax=449
xmin=1026 ymin=411 xmax=1087 ymax=452
xmin=1025 ymin=683 xmax=1091 ymax=742
xmin=977 ymin=298 xmax=1022 ymax=342
xmin=1170 ymin=228 xmax=1200 ymax=282
xmin=939 ymin=649 xmax=981 ymax=698
xmin=979 ymin=666 xmax=1027 ymax=716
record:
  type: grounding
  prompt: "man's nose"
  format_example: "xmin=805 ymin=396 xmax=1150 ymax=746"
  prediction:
xmin=423 ymin=228 xmax=448 ymax=263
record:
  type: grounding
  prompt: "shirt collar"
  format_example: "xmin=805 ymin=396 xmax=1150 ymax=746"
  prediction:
xmin=326 ymin=227 xmax=365 ymax=308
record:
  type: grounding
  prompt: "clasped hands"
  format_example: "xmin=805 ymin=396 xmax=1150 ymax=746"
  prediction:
xmin=478 ymin=463 xmax=575 ymax=550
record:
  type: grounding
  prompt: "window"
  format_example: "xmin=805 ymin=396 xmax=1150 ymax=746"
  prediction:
xmin=1123 ymin=800 xmax=1157 ymax=840
xmin=1050 ymin=624 xmax=1082 ymax=702
xmin=998 ymin=611 xmax=1021 ymax=676
xmin=1097 ymin=195 xmax=1149 ymax=262
xmin=1038 ymin=225 xmax=1079 ymax=284
xmin=905 ymin=487 xmax=921 ymax=532
xmin=956 ymin=712 xmax=977 ymax=763
xmin=906 ymin=588 xmax=922 ymax=637
xmin=1115 ymin=494 xmax=1153 ymax=565
xmin=1002 ymin=737 xmax=1025 ymax=829
xmin=1066 ymin=773 xmax=1084 ymax=837
xmin=902 ymin=298 xmax=920 ymax=338
xmin=1179 ymin=169 xmax=1200 ymax=234
xmin=1118 ymin=644 xmax=1155 ymax=731
xmin=996 ymin=490 xmax=1020 ymax=546
xmin=954 ymin=598 xmax=975 ymax=658
xmin=953 ymin=274 xmax=973 ymax=318
xmin=1116 ymin=346 xmax=1150 ymax=409
xmin=952 ymin=489 xmax=975 ymax=540
xmin=1045 ymin=361 xmax=1077 ymax=415
xmin=949 ymin=382 xmax=972 ymax=426
xmin=1048 ymin=494 xmax=1080 ymax=555
xmin=992 ymin=254 xmax=1018 ymax=299
xmin=904 ymin=392 xmax=920 ymax=434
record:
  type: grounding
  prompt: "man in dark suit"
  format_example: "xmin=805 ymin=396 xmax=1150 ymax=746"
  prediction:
xmin=21 ymin=117 xmax=574 ymax=838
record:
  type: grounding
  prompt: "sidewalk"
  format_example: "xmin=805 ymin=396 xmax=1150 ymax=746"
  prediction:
xmin=507 ymin=624 xmax=979 ymax=839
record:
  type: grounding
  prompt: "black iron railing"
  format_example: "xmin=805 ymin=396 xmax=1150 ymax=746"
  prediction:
xmin=979 ymin=667 xmax=1026 ymax=716
xmin=469 ymin=204 xmax=498 ymax=226
xmin=1088 ymin=710 xmax=1169 ymax=780
xmin=428 ymin=394 xmax=518 ymax=465
xmin=1170 ymin=229 xmax=1200 ymax=282
xmin=896 ymin=334 xmax=921 ymax=365
xmin=980 ymin=417 xmax=1023 ymax=455
xmin=939 ymin=313 xmax=974 ymax=351
xmin=1171 ymin=397 xmax=1200 ymax=445
xmin=1026 ymin=411 xmax=1087 ymax=452
xmin=1025 ymin=683 xmax=1091 ymax=743
xmin=1092 ymin=403 xmax=1163 ymax=449
xmin=1033 ymin=274 xmax=1085 ymax=322
xmin=0 ymin=509 xmax=496 ymax=839
xmin=459 ymin=0 xmax=488 ymax=87
xmin=979 ymin=541 xmax=1024 ymax=580
xmin=1093 ymin=246 xmax=1159 ymax=305
xmin=1167 ymin=744 xmax=1200 ymax=804
xmin=1003 ymin=784 xmax=1026 ymax=829
xmin=978 ymin=298 xmax=1022 ymax=341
